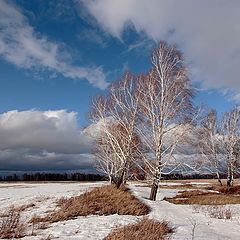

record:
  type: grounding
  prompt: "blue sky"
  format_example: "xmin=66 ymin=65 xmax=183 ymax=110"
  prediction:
xmin=0 ymin=0 xmax=154 ymax=126
xmin=0 ymin=0 xmax=237 ymax=124
xmin=0 ymin=0 xmax=239 ymax=171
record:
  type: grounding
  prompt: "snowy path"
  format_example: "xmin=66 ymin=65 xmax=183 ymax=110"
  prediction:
xmin=131 ymin=185 xmax=240 ymax=240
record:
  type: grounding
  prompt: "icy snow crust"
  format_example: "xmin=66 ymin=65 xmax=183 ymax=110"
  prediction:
xmin=0 ymin=182 xmax=239 ymax=240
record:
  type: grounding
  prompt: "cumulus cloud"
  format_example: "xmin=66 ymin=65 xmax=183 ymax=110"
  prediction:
xmin=81 ymin=0 xmax=240 ymax=98
xmin=0 ymin=0 xmax=108 ymax=89
xmin=0 ymin=110 xmax=98 ymax=171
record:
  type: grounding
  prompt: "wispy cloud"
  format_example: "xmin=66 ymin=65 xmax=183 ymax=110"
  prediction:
xmin=0 ymin=0 xmax=108 ymax=89
xmin=125 ymin=34 xmax=154 ymax=55
xmin=78 ymin=28 xmax=108 ymax=47
xmin=81 ymin=0 xmax=240 ymax=97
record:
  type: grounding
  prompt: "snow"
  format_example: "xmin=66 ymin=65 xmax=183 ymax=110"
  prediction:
xmin=131 ymin=185 xmax=240 ymax=240
xmin=0 ymin=182 xmax=239 ymax=240
xmin=189 ymin=182 xmax=211 ymax=185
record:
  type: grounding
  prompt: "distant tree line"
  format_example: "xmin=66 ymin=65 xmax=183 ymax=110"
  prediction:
xmin=0 ymin=172 xmax=104 ymax=182
xmin=160 ymin=173 xmax=229 ymax=181
xmin=0 ymin=172 xmax=233 ymax=182
xmin=128 ymin=169 xmax=233 ymax=181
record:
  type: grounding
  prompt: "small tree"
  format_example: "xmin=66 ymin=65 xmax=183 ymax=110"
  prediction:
xmin=220 ymin=107 xmax=240 ymax=186
xmin=197 ymin=109 xmax=223 ymax=185
xmin=94 ymin=127 xmax=120 ymax=183
xmin=90 ymin=72 xmax=142 ymax=188
xmin=137 ymin=41 xmax=194 ymax=200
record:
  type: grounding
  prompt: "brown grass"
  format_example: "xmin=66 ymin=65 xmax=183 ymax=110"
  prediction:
xmin=160 ymin=184 xmax=197 ymax=189
xmin=216 ymin=185 xmax=240 ymax=194
xmin=104 ymin=218 xmax=173 ymax=240
xmin=0 ymin=207 xmax=26 ymax=239
xmin=15 ymin=203 xmax=36 ymax=212
xmin=135 ymin=183 xmax=198 ymax=189
xmin=0 ymin=203 xmax=35 ymax=218
xmin=163 ymin=179 xmax=240 ymax=184
xmin=33 ymin=185 xmax=150 ymax=223
xmin=164 ymin=189 xmax=240 ymax=205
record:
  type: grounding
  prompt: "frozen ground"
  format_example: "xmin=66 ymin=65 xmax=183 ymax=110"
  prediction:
xmin=0 ymin=181 xmax=239 ymax=240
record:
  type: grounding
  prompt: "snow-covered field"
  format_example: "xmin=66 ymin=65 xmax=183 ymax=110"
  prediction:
xmin=0 ymin=181 xmax=240 ymax=240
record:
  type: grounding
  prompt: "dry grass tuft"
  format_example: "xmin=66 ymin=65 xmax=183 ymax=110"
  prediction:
xmin=15 ymin=203 xmax=36 ymax=212
xmin=192 ymin=205 xmax=234 ymax=220
xmin=104 ymin=218 xmax=173 ymax=240
xmin=217 ymin=185 xmax=240 ymax=195
xmin=164 ymin=189 xmax=240 ymax=205
xmin=34 ymin=185 xmax=150 ymax=223
xmin=0 ymin=203 xmax=35 ymax=218
xmin=204 ymin=205 xmax=233 ymax=220
xmin=0 ymin=206 xmax=26 ymax=239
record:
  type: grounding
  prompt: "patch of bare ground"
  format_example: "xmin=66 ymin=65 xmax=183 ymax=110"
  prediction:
xmin=0 ymin=185 xmax=33 ymax=189
xmin=104 ymin=218 xmax=173 ymax=240
xmin=165 ymin=179 xmax=240 ymax=184
xmin=160 ymin=184 xmax=198 ymax=189
xmin=164 ymin=188 xmax=240 ymax=205
xmin=40 ymin=235 xmax=53 ymax=240
xmin=0 ymin=206 xmax=27 ymax=239
xmin=35 ymin=195 xmax=51 ymax=203
xmin=32 ymin=185 xmax=150 ymax=223
xmin=132 ymin=179 xmax=240 ymax=190
xmin=134 ymin=181 xmax=213 ymax=190
xmin=30 ymin=216 xmax=50 ymax=237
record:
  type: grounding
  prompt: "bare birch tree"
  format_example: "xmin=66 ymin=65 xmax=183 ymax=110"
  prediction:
xmin=137 ymin=41 xmax=194 ymax=200
xmin=90 ymin=72 xmax=142 ymax=188
xmin=94 ymin=128 xmax=120 ymax=183
xmin=197 ymin=109 xmax=223 ymax=185
xmin=220 ymin=107 xmax=240 ymax=186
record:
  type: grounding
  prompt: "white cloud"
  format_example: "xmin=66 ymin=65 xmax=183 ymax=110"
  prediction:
xmin=81 ymin=0 xmax=240 ymax=97
xmin=0 ymin=0 xmax=108 ymax=89
xmin=0 ymin=110 xmax=98 ymax=171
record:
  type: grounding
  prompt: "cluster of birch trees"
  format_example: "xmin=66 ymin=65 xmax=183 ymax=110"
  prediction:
xmin=90 ymin=41 xmax=240 ymax=201
xmin=197 ymin=108 xmax=240 ymax=187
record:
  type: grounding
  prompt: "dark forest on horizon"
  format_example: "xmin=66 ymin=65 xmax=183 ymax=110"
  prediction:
xmin=0 ymin=172 xmax=234 ymax=182
xmin=0 ymin=172 xmax=104 ymax=182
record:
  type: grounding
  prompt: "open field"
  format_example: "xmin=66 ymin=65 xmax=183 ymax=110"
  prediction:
xmin=0 ymin=180 xmax=240 ymax=239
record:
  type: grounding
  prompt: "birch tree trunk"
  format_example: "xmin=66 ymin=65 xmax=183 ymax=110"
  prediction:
xmin=149 ymin=154 xmax=162 ymax=200
xmin=227 ymin=158 xmax=234 ymax=186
